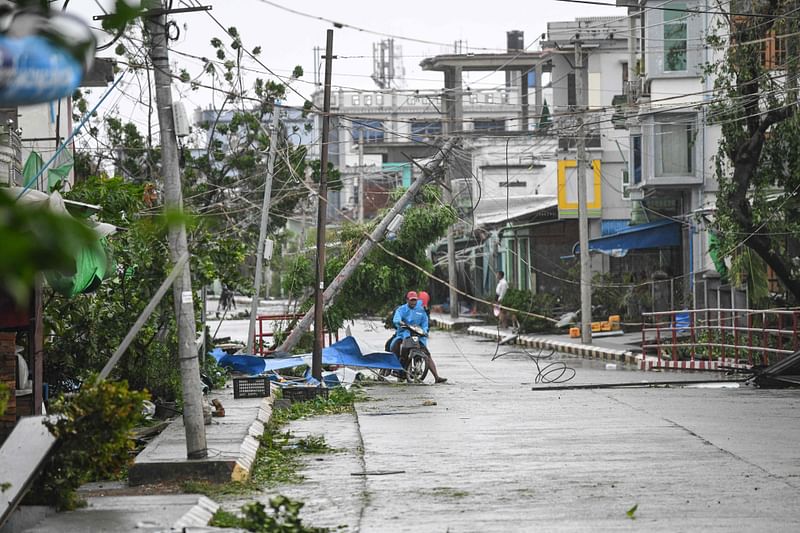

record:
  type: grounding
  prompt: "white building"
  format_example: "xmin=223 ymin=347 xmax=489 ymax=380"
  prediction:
xmin=624 ymin=0 xmax=730 ymax=310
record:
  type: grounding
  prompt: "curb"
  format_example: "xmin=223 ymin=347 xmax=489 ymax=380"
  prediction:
xmin=231 ymin=393 xmax=274 ymax=482
xmin=466 ymin=325 xmax=643 ymax=367
xmin=172 ymin=495 xmax=220 ymax=529
xmin=429 ymin=315 xmax=485 ymax=331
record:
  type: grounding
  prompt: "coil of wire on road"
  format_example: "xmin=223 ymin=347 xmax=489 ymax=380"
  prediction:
xmin=490 ymin=327 xmax=576 ymax=385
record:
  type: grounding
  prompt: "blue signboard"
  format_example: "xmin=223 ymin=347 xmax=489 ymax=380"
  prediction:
xmin=0 ymin=35 xmax=84 ymax=106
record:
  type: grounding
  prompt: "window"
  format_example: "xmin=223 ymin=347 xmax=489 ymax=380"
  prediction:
xmin=350 ymin=120 xmax=384 ymax=143
xmin=731 ymin=15 xmax=788 ymax=70
xmin=485 ymin=93 xmax=494 ymax=104
xmin=469 ymin=93 xmax=478 ymax=104
xmin=567 ymin=73 xmax=576 ymax=108
xmin=632 ymin=135 xmax=642 ymax=184
xmin=518 ymin=238 xmax=530 ymax=291
xmin=655 ymin=116 xmax=695 ymax=176
xmin=375 ymin=94 xmax=384 ymax=105
xmin=330 ymin=95 xmax=338 ymax=107
xmin=622 ymin=169 xmax=631 ymax=199
xmin=664 ymin=2 xmax=687 ymax=71
xmin=364 ymin=95 xmax=372 ymax=106
xmin=622 ymin=61 xmax=629 ymax=88
xmin=410 ymin=121 xmax=442 ymax=142
xmin=351 ymin=94 xmax=360 ymax=106
xmin=473 ymin=119 xmax=505 ymax=132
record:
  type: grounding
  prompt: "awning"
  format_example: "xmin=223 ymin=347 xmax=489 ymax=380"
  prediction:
xmin=474 ymin=196 xmax=558 ymax=227
xmin=575 ymin=219 xmax=681 ymax=257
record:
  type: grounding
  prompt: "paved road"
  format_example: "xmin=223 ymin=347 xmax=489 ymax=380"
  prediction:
xmin=220 ymin=319 xmax=800 ymax=532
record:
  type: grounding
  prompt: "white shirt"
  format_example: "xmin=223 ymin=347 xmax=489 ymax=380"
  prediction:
xmin=496 ymin=278 xmax=508 ymax=301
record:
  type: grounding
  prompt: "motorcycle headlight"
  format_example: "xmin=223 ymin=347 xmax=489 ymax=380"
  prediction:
xmin=411 ymin=336 xmax=419 ymax=342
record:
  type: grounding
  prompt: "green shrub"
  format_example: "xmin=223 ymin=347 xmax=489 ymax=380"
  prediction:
xmin=210 ymin=496 xmax=329 ymax=532
xmin=0 ymin=382 xmax=7 ymax=417
xmin=501 ymin=289 xmax=559 ymax=333
xmin=27 ymin=376 xmax=147 ymax=510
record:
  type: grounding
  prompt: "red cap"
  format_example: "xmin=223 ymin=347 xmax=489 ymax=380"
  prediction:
xmin=406 ymin=291 xmax=418 ymax=300
xmin=418 ymin=291 xmax=430 ymax=307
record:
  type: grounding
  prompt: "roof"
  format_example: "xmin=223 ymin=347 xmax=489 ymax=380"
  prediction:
xmin=473 ymin=195 xmax=558 ymax=227
xmin=420 ymin=51 xmax=551 ymax=72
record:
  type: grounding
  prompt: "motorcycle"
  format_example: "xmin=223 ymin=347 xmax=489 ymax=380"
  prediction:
xmin=399 ymin=323 xmax=430 ymax=383
xmin=383 ymin=322 xmax=430 ymax=383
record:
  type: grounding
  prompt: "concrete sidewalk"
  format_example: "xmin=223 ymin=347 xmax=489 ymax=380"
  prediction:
xmin=9 ymin=495 xmax=219 ymax=533
xmin=129 ymin=384 xmax=273 ymax=485
xmin=429 ymin=312 xmax=651 ymax=367
xmin=4 ymin=382 xmax=272 ymax=532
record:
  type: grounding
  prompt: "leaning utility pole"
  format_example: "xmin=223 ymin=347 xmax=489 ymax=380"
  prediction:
xmin=277 ymin=138 xmax=458 ymax=354
xmin=146 ymin=8 xmax=207 ymax=458
xmin=574 ymin=37 xmax=592 ymax=345
xmin=312 ymin=29 xmax=334 ymax=381
xmin=246 ymin=107 xmax=280 ymax=355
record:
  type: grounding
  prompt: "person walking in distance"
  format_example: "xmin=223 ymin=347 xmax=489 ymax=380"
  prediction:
xmin=496 ymin=271 xmax=509 ymax=329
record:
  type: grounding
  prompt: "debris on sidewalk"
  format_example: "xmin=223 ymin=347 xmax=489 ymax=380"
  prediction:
xmin=750 ymin=350 xmax=800 ymax=388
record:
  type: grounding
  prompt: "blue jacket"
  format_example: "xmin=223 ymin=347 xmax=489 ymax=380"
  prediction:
xmin=391 ymin=301 xmax=429 ymax=347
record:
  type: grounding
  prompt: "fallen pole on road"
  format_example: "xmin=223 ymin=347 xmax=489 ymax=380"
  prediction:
xmin=530 ymin=379 xmax=749 ymax=391
xmin=276 ymin=138 xmax=459 ymax=354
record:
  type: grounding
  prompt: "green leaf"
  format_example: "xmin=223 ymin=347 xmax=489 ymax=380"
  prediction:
xmin=626 ymin=503 xmax=638 ymax=519
xmin=100 ymin=0 xmax=146 ymax=32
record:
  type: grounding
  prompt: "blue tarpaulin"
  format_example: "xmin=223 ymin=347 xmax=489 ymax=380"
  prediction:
xmin=210 ymin=336 xmax=403 ymax=376
xmin=574 ymin=219 xmax=680 ymax=258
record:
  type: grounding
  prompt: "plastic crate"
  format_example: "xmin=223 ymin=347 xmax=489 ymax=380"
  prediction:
xmin=282 ymin=386 xmax=329 ymax=403
xmin=233 ymin=377 xmax=270 ymax=399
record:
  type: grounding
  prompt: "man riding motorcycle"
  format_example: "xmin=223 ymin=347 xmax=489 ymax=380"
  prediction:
xmin=389 ymin=291 xmax=447 ymax=384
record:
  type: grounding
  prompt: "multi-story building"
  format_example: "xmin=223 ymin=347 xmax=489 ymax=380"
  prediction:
xmin=310 ymin=80 xmax=528 ymax=223
xmin=542 ymin=16 xmax=634 ymax=296
xmin=622 ymin=0 xmax=731 ymax=310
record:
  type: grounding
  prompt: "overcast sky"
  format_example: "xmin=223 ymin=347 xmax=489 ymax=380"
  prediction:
xmin=67 ymin=1 xmax=626 ymax=122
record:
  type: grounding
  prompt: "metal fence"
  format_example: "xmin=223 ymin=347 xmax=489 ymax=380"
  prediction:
xmin=641 ymin=308 xmax=800 ymax=370
xmin=254 ymin=313 xmax=339 ymax=356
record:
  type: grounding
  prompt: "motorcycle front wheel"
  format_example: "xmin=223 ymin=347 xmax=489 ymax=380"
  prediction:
xmin=408 ymin=349 xmax=429 ymax=383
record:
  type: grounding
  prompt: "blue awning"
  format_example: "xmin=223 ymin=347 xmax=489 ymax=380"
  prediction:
xmin=575 ymin=219 xmax=681 ymax=257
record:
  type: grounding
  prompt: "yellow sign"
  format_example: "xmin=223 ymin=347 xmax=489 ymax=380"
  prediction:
xmin=557 ymin=159 xmax=602 ymax=218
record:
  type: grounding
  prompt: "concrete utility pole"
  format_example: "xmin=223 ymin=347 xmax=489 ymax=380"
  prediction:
xmin=246 ymin=107 xmax=280 ymax=355
xmin=358 ymin=129 xmax=365 ymax=224
xmin=443 ymin=65 xmax=464 ymax=318
xmin=574 ymin=37 xmax=592 ymax=345
xmin=145 ymin=8 xmax=207 ymax=458
xmin=277 ymin=138 xmax=458 ymax=354
xmin=627 ymin=5 xmax=638 ymax=106
xmin=312 ymin=29 xmax=334 ymax=381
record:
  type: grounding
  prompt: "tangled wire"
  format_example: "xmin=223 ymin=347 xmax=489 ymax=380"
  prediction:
xmin=491 ymin=326 xmax=576 ymax=385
